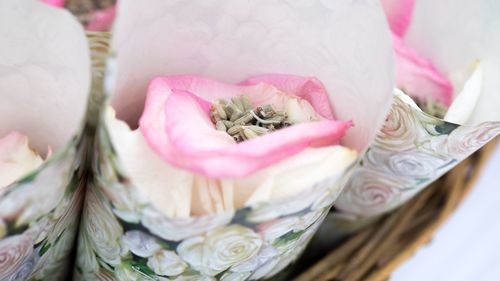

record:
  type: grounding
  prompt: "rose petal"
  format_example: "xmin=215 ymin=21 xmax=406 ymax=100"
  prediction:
xmin=0 ymin=132 xmax=43 ymax=189
xmin=86 ymin=5 xmax=117 ymax=31
xmin=393 ymin=36 xmax=453 ymax=106
xmin=244 ymin=146 xmax=358 ymax=206
xmin=380 ymin=0 xmax=415 ymax=37
xmin=140 ymin=76 xmax=352 ymax=178
xmin=113 ymin=0 xmax=394 ymax=151
xmin=40 ymin=0 xmax=64 ymax=7
xmin=239 ymin=74 xmax=335 ymax=120
xmin=106 ymin=108 xmax=193 ymax=218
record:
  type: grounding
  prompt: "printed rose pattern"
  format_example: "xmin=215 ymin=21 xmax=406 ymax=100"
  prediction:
xmin=335 ymin=92 xmax=500 ymax=218
xmin=74 ymin=122 xmax=348 ymax=280
xmin=0 ymin=144 xmax=85 ymax=281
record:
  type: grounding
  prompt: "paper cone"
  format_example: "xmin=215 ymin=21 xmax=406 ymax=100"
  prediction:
xmin=329 ymin=0 xmax=500 ymax=231
xmin=74 ymin=0 xmax=395 ymax=279
xmin=0 ymin=1 xmax=90 ymax=280
xmin=334 ymin=91 xmax=500 ymax=221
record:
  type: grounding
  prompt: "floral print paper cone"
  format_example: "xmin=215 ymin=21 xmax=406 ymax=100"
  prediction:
xmin=328 ymin=0 xmax=500 ymax=231
xmin=0 ymin=0 xmax=92 ymax=280
xmin=75 ymin=0 xmax=395 ymax=280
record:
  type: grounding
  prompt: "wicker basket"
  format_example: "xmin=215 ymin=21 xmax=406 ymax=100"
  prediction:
xmin=293 ymin=138 xmax=498 ymax=281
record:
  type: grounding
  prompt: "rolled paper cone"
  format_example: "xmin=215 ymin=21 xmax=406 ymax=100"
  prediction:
xmin=0 ymin=1 xmax=90 ymax=280
xmin=74 ymin=0 xmax=395 ymax=279
xmin=333 ymin=91 xmax=500 ymax=221
xmin=326 ymin=0 xmax=500 ymax=236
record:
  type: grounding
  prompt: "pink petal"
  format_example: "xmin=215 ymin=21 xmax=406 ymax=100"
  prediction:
xmin=140 ymin=76 xmax=352 ymax=178
xmin=393 ymin=36 xmax=453 ymax=106
xmin=239 ymin=74 xmax=335 ymax=120
xmin=0 ymin=132 xmax=25 ymax=158
xmin=85 ymin=5 xmax=116 ymax=31
xmin=381 ymin=0 xmax=415 ymax=37
xmin=41 ymin=0 xmax=64 ymax=7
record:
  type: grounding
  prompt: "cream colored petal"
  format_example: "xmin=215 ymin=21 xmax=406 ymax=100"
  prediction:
xmin=105 ymin=108 xmax=193 ymax=218
xmin=444 ymin=62 xmax=483 ymax=124
xmin=244 ymin=146 xmax=357 ymax=206
xmin=112 ymin=0 xmax=394 ymax=151
xmin=0 ymin=0 xmax=90 ymax=153
xmin=0 ymin=132 xmax=43 ymax=189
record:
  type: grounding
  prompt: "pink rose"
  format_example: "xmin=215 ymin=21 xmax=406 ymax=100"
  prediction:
xmin=139 ymin=74 xmax=352 ymax=178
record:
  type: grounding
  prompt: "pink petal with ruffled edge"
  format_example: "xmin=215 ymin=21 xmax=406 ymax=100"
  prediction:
xmin=393 ymin=36 xmax=453 ymax=106
xmin=140 ymin=75 xmax=351 ymax=178
xmin=239 ymin=74 xmax=335 ymax=120
xmin=41 ymin=0 xmax=64 ymax=7
xmin=381 ymin=0 xmax=415 ymax=37
xmin=381 ymin=0 xmax=453 ymax=106
xmin=86 ymin=5 xmax=116 ymax=31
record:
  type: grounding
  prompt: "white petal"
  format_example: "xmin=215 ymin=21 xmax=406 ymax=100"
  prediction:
xmin=244 ymin=146 xmax=357 ymax=206
xmin=444 ymin=62 xmax=483 ymax=124
xmin=105 ymin=108 xmax=194 ymax=218
xmin=0 ymin=0 xmax=90 ymax=153
xmin=112 ymin=0 xmax=394 ymax=151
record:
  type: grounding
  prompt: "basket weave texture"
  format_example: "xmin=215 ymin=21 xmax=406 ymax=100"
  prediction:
xmin=294 ymin=138 xmax=498 ymax=281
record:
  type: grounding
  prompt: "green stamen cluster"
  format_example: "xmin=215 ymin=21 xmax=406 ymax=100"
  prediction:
xmin=210 ymin=96 xmax=290 ymax=142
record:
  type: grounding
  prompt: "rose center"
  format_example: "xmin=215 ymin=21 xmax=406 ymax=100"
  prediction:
xmin=210 ymin=95 xmax=290 ymax=142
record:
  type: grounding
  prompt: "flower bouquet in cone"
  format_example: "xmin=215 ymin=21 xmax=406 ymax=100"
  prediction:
xmin=0 ymin=1 xmax=92 ymax=280
xmin=320 ymin=0 xmax=500 ymax=236
xmin=3 ymin=0 xmax=499 ymax=280
xmin=74 ymin=0 xmax=396 ymax=280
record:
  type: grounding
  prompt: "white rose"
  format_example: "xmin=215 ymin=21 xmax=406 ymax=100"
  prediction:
xmin=388 ymin=151 xmax=450 ymax=179
xmin=141 ymin=207 xmax=233 ymax=242
xmin=261 ymin=227 xmax=317 ymax=279
xmin=246 ymin=177 xmax=335 ymax=223
xmin=335 ymin=167 xmax=412 ymax=217
xmin=446 ymin=122 xmax=500 ymax=157
xmin=367 ymin=146 xmax=451 ymax=180
xmin=0 ymin=234 xmax=34 ymax=280
xmin=115 ymin=263 xmax=145 ymax=281
xmin=177 ymin=225 xmax=262 ymax=276
xmin=122 ymin=230 xmax=161 ymax=258
xmin=219 ymin=271 xmax=252 ymax=281
xmin=82 ymin=187 xmax=123 ymax=266
xmin=147 ymin=250 xmax=187 ymax=276
xmin=375 ymin=94 xmax=423 ymax=151
xmin=255 ymin=209 xmax=324 ymax=243
xmin=102 ymin=180 xmax=148 ymax=224
xmin=230 ymin=244 xmax=279 ymax=277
